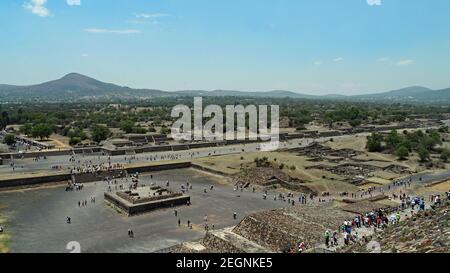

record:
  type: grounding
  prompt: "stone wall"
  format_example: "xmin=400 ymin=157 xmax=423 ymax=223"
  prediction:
xmin=0 ymin=173 xmax=71 ymax=189
xmin=125 ymin=162 xmax=191 ymax=174
xmin=0 ymin=162 xmax=191 ymax=189
xmin=104 ymin=192 xmax=190 ymax=216
xmin=191 ymin=164 xmax=231 ymax=177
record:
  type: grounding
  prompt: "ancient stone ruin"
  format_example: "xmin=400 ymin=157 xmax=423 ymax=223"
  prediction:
xmin=104 ymin=186 xmax=190 ymax=216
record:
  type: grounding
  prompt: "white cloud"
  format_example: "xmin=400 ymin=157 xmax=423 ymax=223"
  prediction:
xmin=84 ymin=28 xmax=141 ymax=34
xmin=127 ymin=20 xmax=160 ymax=25
xmin=135 ymin=13 xmax=169 ymax=19
xmin=334 ymin=57 xmax=344 ymax=62
xmin=367 ymin=0 xmax=382 ymax=6
xmin=67 ymin=0 xmax=81 ymax=6
xmin=396 ymin=59 xmax=414 ymax=66
xmin=23 ymin=0 xmax=50 ymax=17
xmin=81 ymin=53 xmax=89 ymax=57
xmin=376 ymin=57 xmax=390 ymax=62
xmin=314 ymin=61 xmax=322 ymax=66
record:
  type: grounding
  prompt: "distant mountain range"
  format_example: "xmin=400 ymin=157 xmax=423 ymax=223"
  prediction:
xmin=1 ymin=73 xmax=449 ymax=103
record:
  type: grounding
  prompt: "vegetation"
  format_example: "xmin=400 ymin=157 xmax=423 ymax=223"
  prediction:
xmin=0 ymin=98 xmax=448 ymax=147
xmin=366 ymin=129 xmax=445 ymax=162
xmin=396 ymin=145 xmax=409 ymax=160
xmin=441 ymin=149 xmax=450 ymax=162
xmin=31 ymin=124 xmax=53 ymax=140
xmin=254 ymin=157 xmax=270 ymax=167
xmin=91 ymin=125 xmax=111 ymax=143
xmin=3 ymin=134 xmax=15 ymax=146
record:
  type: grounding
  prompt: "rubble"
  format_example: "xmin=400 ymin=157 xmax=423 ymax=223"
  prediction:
xmin=232 ymin=203 xmax=354 ymax=252
xmin=233 ymin=167 xmax=315 ymax=194
xmin=290 ymin=143 xmax=362 ymax=160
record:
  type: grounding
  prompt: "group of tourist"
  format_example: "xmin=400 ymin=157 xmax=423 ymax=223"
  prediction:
xmin=319 ymin=192 xmax=433 ymax=250
xmin=77 ymin=197 xmax=95 ymax=207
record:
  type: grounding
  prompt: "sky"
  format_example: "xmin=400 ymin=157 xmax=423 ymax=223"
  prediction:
xmin=1 ymin=0 xmax=450 ymax=95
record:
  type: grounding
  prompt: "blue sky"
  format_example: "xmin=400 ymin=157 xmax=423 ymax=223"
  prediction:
xmin=1 ymin=0 xmax=450 ymax=95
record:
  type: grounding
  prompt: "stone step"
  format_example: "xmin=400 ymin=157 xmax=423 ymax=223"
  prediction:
xmin=203 ymin=227 xmax=272 ymax=253
xmin=182 ymin=242 xmax=207 ymax=252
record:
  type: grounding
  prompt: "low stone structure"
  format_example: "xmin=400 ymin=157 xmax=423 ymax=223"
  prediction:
xmin=232 ymin=204 xmax=354 ymax=252
xmin=232 ymin=166 xmax=316 ymax=194
xmin=104 ymin=186 xmax=190 ymax=216
xmin=291 ymin=143 xmax=362 ymax=159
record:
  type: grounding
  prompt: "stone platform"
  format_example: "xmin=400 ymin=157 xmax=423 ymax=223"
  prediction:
xmin=104 ymin=186 xmax=190 ymax=216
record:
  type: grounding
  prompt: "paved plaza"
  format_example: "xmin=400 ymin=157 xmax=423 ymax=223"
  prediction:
xmin=0 ymin=168 xmax=290 ymax=253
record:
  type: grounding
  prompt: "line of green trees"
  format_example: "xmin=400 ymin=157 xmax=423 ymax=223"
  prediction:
xmin=366 ymin=127 xmax=449 ymax=162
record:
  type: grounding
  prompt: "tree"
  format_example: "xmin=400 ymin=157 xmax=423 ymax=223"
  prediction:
xmin=386 ymin=130 xmax=402 ymax=150
xmin=417 ymin=147 xmax=430 ymax=162
xmin=0 ymin=111 xmax=9 ymax=130
xmin=366 ymin=133 xmax=383 ymax=152
xmin=349 ymin=119 xmax=362 ymax=127
xmin=440 ymin=149 xmax=450 ymax=163
xmin=20 ymin=123 xmax=33 ymax=136
xmin=31 ymin=124 xmax=53 ymax=140
xmin=395 ymin=145 xmax=409 ymax=160
xmin=160 ymin=126 xmax=170 ymax=135
xmin=3 ymin=134 xmax=15 ymax=146
xmin=69 ymin=137 xmax=81 ymax=146
xmin=120 ymin=120 xmax=134 ymax=134
xmin=91 ymin=125 xmax=111 ymax=143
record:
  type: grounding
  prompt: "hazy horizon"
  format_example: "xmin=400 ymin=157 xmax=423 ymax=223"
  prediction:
xmin=1 ymin=0 xmax=450 ymax=95
xmin=0 ymin=72 xmax=443 ymax=97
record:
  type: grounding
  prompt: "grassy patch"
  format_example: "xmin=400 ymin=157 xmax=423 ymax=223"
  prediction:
xmin=0 ymin=212 xmax=10 ymax=253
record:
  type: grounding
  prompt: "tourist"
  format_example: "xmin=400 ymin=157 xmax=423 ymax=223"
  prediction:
xmin=344 ymin=232 xmax=350 ymax=245
xmin=178 ymin=219 xmax=181 ymax=226
xmin=298 ymin=242 xmax=306 ymax=253
xmin=66 ymin=216 xmax=71 ymax=224
xmin=332 ymin=232 xmax=339 ymax=246
xmin=0 ymin=226 xmax=3 ymax=233
xmin=324 ymin=230 xmax=331 ymax=247
xmin=233 ymin=212 xmax=237 ymax=220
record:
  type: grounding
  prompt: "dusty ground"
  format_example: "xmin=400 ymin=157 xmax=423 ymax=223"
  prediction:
xmin=47 ymin=134 xmax=71 ymax=149
xmin=194 ymin=135 xmax=448 ymax=195
xmin=416 ymin=179 xmax=450 ymax=196
xmin=324 ymin=135 xmax=367 ymax=151
xmin=194 ymin=151 xmax=359 ymax=193
xmin=0 ymin=204 xmax=10 ymax=253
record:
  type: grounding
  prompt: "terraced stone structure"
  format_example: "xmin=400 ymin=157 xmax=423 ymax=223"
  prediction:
xmin=232 ymin=204 xmax=354 ymax=252
xmin=340 ymin=202 xmax=450 ymax=253
xmin=104 ymin=186 xmax=190 ymax=216
xmin=173 ymin=203 xmax=357 ymax=253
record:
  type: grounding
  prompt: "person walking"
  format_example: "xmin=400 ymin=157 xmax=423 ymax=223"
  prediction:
xmin=324 ymin=230 xmax=331 ymax=248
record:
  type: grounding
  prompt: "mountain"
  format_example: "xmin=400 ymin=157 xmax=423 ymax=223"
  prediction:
xmin=350 ymin=86 xmax=450 ymax=102
xmin=0 ymin=73 xmax=173 ymax=102
xmin=1 ymin=73 xmax=449 ymax=103
xmin=175 ymin=89 xmax=317 ymax=99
